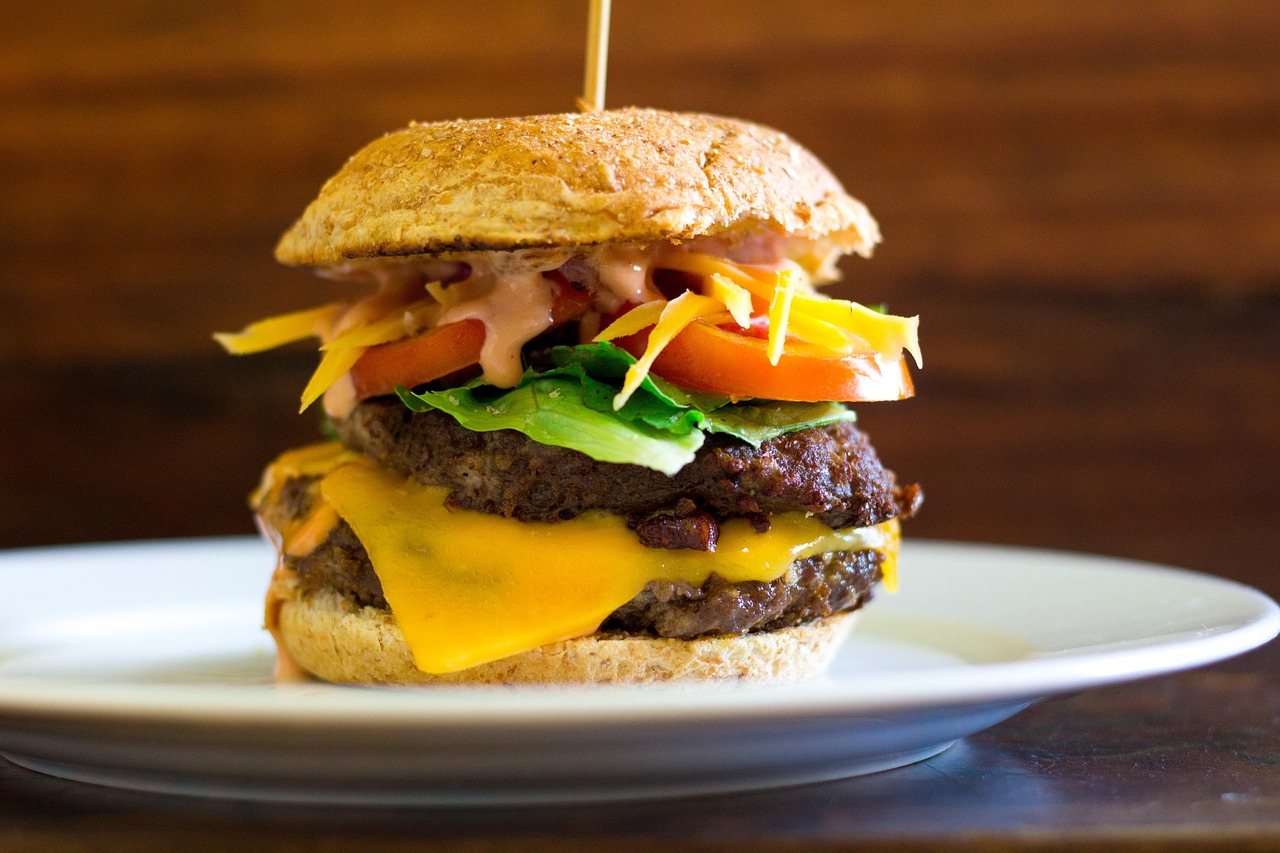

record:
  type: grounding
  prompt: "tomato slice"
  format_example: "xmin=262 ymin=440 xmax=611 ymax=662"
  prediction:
xmin=348 ymin=274 xmax=594 ymax=401
xmin=614 ymin=321 xmax=914 ymax=402
xmin=542 ymin=270 xmax=594 ymax=322
xmin=350 ymin=319 xmax=486 ymax=400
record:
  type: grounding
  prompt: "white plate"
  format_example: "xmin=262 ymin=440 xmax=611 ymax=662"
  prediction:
xmin=0 ymin=538 xmax=1275 ymax=805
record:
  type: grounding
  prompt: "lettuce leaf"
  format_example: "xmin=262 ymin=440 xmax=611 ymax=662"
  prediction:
xmin=547 ymin=343 xmax=730 ymax=412
xmin=398 ymin=378 xmax=705 ymax=475
xmin=703 ymin=400 xmax=856 ymax=446
xmin=398 ymin=342 xmax=856 ymax=474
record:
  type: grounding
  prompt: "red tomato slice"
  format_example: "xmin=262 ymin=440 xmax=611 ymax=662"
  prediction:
xmin=348 ymin=275 xmax=593 ymax=401
xmin=615 ymin=321 xmax=914 ymax=402
xmin=542 ymin=270 xmax=594 ymax=322
xmin=350 ymin=319 xmax=486 ymax=400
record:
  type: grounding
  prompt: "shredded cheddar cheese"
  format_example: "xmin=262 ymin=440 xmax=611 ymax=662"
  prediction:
xmin=705 ymin=274 xmax=754 ymax=328
xmin=788 ymin=292 xmax=922 ymax=368
xmin=655 ymin=249 xmax=921 ymax=367
xmin=591 ymin=251 xmax=920 ymax=404
xmin=213 ymin=303 xmax=345 ymax=355
xmin=766 ymin=269 xmax=798 ymax=366
xmin=424 ymin=280 xmax=461 ymax=309
xmin=321 ymin=300 xmax=437 ymax=351
xmin=298 ymin=346 xmax=365 ymax=413
xmin=215 ymin=246 xmax=922 ymax=417
xmin=596 ymin=301 xmax=666 ymax=342
xmin=612 ymin=292 xmax=726 ymax=409
xmin=657 ymin=249 xmax=783 ymax=293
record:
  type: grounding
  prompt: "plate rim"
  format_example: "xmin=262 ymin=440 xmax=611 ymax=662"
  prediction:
xmin=0 ymin=537 xmax=1275 ymax=729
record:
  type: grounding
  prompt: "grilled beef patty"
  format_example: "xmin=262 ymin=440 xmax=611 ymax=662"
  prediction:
xmin=263 ymin=404 xmax=918 ymax=638
xmin=336 ymin=399 xmax=918 ymax=529
xmin=268 ymin=481 xmax=883 ymax=638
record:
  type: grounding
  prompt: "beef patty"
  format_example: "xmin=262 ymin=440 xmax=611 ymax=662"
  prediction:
xmin=266 ymin=480 xmax=883 ymax=639
xmin=336 ymin=399 xmax=920 ymax=529
xmin=263 ymin=404 xmax=918 ymax=638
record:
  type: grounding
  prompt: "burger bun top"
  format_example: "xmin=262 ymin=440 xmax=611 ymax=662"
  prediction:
xmin=275 ymin=108 xmax=879 ymax=267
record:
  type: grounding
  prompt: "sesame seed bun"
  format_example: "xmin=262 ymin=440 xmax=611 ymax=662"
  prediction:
xmin=275 ymin=107 xmax=879 ymax=267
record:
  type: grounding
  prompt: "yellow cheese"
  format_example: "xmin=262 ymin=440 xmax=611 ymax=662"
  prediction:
xmin=766 ymin=269 xmax=798 ymax=365
xmin=219 ymin=248 xmax=920 ymax=422
xmin=658 ymin=249 xmax=786 ymax=293
xmin=596 ymin=300 xmax=665 ymax=341
xmin=656 ymin=250 xmax=921 ymax=366
xmin=283 ymin=504 xmax=341 ymax=558
xmin=268 ymin=450 xmax=899 ymax=674
xmin=213 ymin=302 xmax=345 ymax=355
xmin=250 ymin=442 xmax=360 ymax=509
xmin=789 ymin=291 xmax=922 ymax=368
xmin=612 ymin=292 xmax=727 ymax=409
xmin=299 ymin=346 xmax=365 ymax=413
xmin=705 ymin=274 xmax=754 ymax=328
xmin=321 ymin=300 xmax=438 ymax=351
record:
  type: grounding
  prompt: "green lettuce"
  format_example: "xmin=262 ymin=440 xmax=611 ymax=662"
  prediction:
xmin=702 ymin=400 xmax=857 ymax=446
xmin=398 ymin=342 xmax=856 ymax=475
xmin=399 ymin=377 xmax=704 ymax=475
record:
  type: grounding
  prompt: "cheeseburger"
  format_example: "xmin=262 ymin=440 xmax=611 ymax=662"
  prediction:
xmin=217 ymin=108 xmax=922 ymax=684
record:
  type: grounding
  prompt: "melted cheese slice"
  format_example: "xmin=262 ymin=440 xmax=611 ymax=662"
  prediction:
xmin=273 ymin=449 xmax=898 ymax=674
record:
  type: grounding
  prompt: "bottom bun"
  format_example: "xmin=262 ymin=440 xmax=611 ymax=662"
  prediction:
xmin=276 ymin=586 xmax=857 ymax=685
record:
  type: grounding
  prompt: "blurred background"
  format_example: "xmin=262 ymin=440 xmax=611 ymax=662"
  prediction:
xmin=1 ymin=1 xmax=1276 ymax=596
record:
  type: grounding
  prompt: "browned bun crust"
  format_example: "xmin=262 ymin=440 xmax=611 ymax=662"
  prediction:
xmin=274 ymin=584 xmax=856 ymax=685
xmin=275 ymin=108 xmax=880 ymax=267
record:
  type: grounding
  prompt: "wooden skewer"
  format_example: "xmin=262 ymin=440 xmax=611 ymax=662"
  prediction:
xmin=578 ymin=0 xmax=611 ymax=112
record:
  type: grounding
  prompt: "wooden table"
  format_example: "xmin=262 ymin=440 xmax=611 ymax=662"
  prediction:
xmin=2 ymin=1 xmax=1278 ymax=849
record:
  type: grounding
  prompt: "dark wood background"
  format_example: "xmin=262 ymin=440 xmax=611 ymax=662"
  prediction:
xmin=1 ymin=0 xmax=1277 ymax=598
